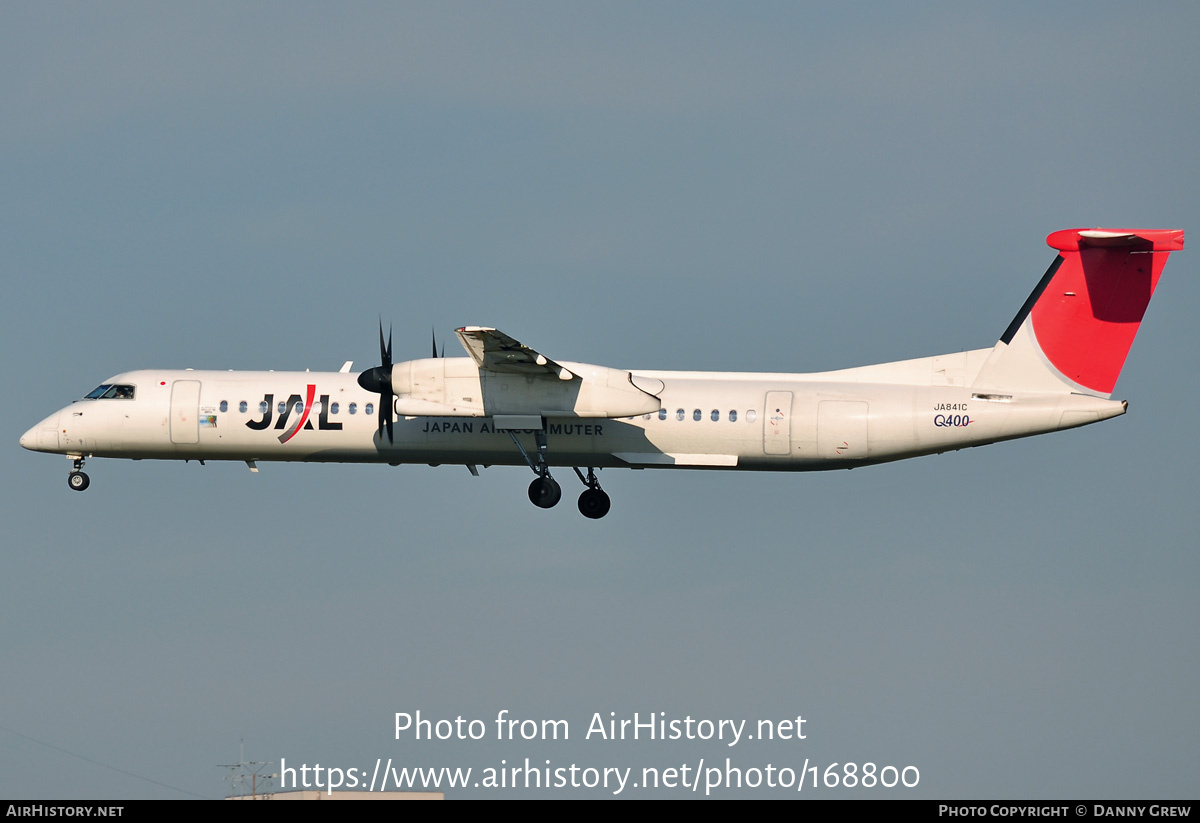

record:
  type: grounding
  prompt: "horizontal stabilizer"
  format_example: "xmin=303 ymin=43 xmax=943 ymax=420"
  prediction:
xmin=1047 ymin=228 xmax=1184 ymax=252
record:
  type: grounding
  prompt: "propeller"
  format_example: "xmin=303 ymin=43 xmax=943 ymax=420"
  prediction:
xmin=431 ymin=327 xmax=444 ymax=359
xmin=357 ymin=321 xmax=394 ymax=443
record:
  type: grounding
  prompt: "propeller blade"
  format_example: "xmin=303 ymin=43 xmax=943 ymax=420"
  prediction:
xmin=361 ymin=319 xmax=396 ymax=443
xmin=380 ymin=393 xmax=393 ymax=444
xmin=379 ymin=320 xmax=392 ymax=367
xmin=432 ymin=327 xmax=438 ymax=358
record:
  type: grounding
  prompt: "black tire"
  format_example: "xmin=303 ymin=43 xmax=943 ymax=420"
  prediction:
xmin=528 ymin=476 xmax=561 ymax=508
xmin=578 ymin=488 xmax=611 ymax=519
xmin=68 ymin=471 xmax=90 ymax=492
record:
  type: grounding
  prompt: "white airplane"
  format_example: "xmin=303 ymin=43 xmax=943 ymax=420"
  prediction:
xmin=20 ymin=228 xmax=1183 ymax=518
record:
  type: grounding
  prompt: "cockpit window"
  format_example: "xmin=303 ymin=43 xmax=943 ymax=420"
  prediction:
xmin=84 ymin=384 xmax=135 ymax=400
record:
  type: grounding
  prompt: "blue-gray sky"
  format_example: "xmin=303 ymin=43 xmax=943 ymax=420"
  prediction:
xmin=3 ymin=2 xmax=1197 ymax=798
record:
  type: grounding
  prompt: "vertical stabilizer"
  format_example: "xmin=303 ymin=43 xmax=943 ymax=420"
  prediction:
xmin=972 ymin=228 xmax=1183 ymax=398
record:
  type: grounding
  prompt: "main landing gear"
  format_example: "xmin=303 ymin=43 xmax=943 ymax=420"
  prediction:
xmin=507 ymin=429 xmax=612 ymax=518
xmin=67 ymin=457 xmax=90 ymax=492
xmin=573 ymin=467 xmax=611 ymax=520
xmin=528 ymin=475 xmax=562 ymax=508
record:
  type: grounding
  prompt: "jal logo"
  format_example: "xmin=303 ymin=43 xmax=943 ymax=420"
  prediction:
xmin=245 ymin=384 xmax=342 ymax=443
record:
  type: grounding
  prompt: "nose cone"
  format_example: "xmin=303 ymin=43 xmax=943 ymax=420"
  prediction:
xmin=20 ymin=412 xmax=60 ymax=453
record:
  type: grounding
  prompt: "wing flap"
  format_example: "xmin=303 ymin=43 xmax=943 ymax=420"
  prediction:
xmin=613 ymin=452 xmax=739 ymax=467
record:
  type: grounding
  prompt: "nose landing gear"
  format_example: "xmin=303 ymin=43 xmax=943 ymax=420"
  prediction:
xmin=67 ymin=457 xmax=90 ymax=492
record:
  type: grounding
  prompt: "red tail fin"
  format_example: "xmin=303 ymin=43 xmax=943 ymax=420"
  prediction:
xmin=997 ymin=228 xmax=1183 ymax=396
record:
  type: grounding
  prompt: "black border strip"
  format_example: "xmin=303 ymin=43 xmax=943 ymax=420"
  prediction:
xmin=999 ymin=255 xmax=1064 ymax=345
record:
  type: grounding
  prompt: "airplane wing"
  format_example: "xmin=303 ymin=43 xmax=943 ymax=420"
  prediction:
xmin=455 ymin=327 xmax=577 ymax=381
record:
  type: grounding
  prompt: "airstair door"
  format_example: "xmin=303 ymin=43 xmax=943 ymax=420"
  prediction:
xmin=170 ymin=380 xmax=201 ymax=445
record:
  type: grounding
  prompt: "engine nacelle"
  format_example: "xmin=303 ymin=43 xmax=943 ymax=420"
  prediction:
xmin=389 ymin=358 xmax=661 ymax=418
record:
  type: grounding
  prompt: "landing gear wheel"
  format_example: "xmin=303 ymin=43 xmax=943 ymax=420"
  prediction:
xmin=578 ymin=488 xmax=611 ymax=519
xmin=68 ymin=471 xmax=90 ymax=492
xmin=528 ymin=476 xmax=562 ymax=509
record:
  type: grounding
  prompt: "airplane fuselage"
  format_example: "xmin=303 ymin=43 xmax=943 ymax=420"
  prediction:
xmin=21 ymin=350 xmax=1125 ymax=473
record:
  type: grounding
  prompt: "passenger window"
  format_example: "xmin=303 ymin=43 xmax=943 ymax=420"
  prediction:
xmin=658 ymin=409 xmax=667 ymax=421
xmin=331 ymin=402 xmax=340 ymax=414
xmin=729 ymin=410 xmax=737 ymax=422
xmin=239 ymin=401 xmax=248 ymax=413
xmin=259 ymin=401 xmax=269 ymax=415
xmin=349 ymin=403 xmax=357 ymax=415
xmin=693 ymin=409 xmax=701 ymax=421
xmin=747 ymin=409 xmax=757 ymax=423
xmin=675 ymin=408 xmax=685 ymax=421
xmin=219 ymin=401 xmax=228 ymax=413
xmin=365 ymin=403 xmax=374 ymax=415
xmin=710 ymin=409 xmax=719 ymax=422
xmin=277 ymin=402 xmax=286 ymax=414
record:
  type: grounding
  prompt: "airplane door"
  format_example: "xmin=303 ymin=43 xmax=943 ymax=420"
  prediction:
xmin=762 ymin=391 xmax=793 ymax=455
xmin=170 ymin=380 xmax=201 ymax=445
xmin=817 ymin=400 xmax=869 ymax=459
